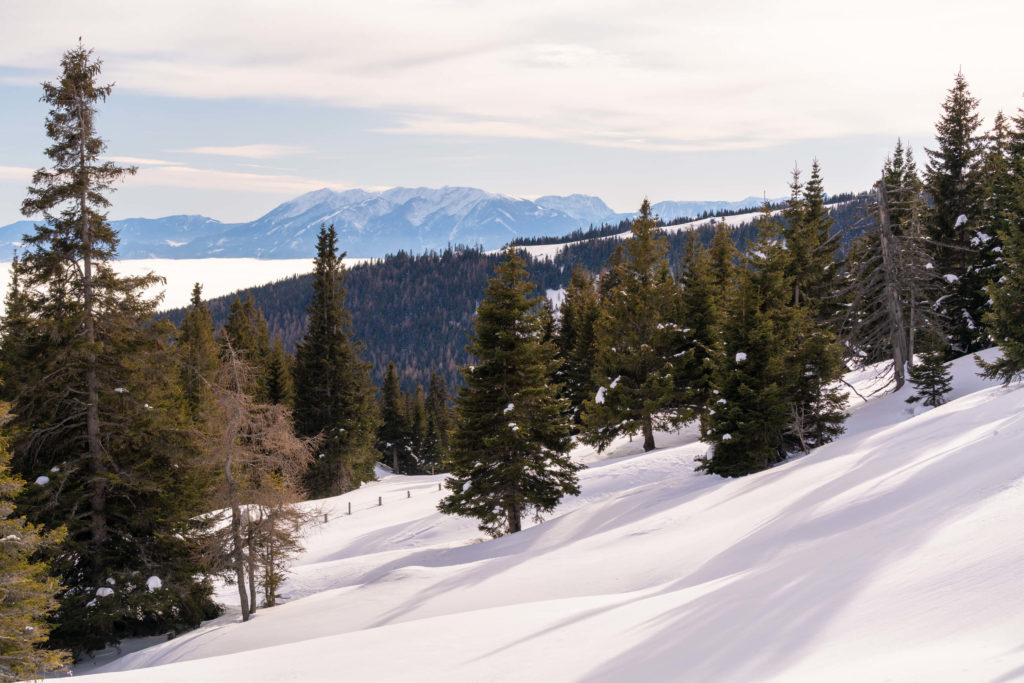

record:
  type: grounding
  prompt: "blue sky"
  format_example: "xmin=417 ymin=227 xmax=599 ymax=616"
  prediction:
xmin=2 ymin=0 xmax=1023 ymax=225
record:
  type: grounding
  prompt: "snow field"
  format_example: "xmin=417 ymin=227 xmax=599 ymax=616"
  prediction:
xmin=74 ymin=348 xmax=1024 ymax=682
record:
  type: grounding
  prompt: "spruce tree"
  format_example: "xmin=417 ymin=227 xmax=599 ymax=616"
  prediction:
xmin=907 ymin=334 xmax=954 ymax=407
xmin=421 ymin=372 xmax=452 ymax=473
xmin=3 ymin=43 xmax=216 ymax=653
xmin=676 ymin=231 xmax=725 ymax=427
xmin=439 ymin=247 xmax=579 ymax=536
xmin=702 ymin=205 xmax=793 ymax=476
xmin=977 ymin=109 xmax=1024 ymax=383
xmin=582 ymin=199 xmax=685 ymax=452
xmin=555 ymin=266 xmax=600 ymax=428
xmin=377 ymin=362 xmax=412 ymax=474
xmin=177 ymin=283 xmax=220 ymax=423
xmin=924 ymin=71 xmax=986 ymax=353
xmin=220 ymin=294 xmax=272 ymax=402
xmin=292 ymin=225 xmax=378 ymax=496
xmin=265 ymin=336 xmax=295 ymax=407
xmin=0 ymin=408 xmax=70 ymax=680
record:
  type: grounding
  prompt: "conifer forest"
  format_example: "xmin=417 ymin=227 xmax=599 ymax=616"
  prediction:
xmin=2 ymin=38 xmax=1024 ymax=682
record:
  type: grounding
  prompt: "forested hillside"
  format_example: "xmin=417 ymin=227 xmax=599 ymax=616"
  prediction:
xmin=164 ymin=195 xmax=869 ymax=390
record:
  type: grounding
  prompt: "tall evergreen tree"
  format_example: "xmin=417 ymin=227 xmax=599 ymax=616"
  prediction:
xmin=2 ymin=43 xmax=216 ymax=654
xmin=265 ymin=336 xmax=294 ymax=407
xmin=421 ymin=371 xmax=452 ymax=473
xmin=220 ymin=294 xmax=272 ymax=402
xmin=377 ymin=362 xmax=412 ymax=474
xmin=676 ymin=231 xmax=725 ymax=428
xmin=977 ymin=109 xmax=1024 ymax=383
xmin=925 ymin=71 xmax=986 ymax=353
xmin=177 ymin=283 xmax=220 ymax=423
xmin=582 ymin=199 xmax=685 ymax=452
xmin=702 ymin=205 xmax=793 ymax=476
xmin=555 ymin=266 xmax=600 ymax=428
xmin=439 ymin=248 xmax=579 ymax=536
xmin=292 ymin=225 xmax=378 ymax=496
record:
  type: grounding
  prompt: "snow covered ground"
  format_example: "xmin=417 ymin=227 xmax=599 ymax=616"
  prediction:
xmin=65 ymin=348 xmax=1024 ymax=682
xmin=0 ymin=257 xmax=369 ymax=317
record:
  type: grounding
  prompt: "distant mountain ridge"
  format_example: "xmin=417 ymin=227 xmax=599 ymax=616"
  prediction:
xmin=0 ymin=187 xmax=768 ymax=260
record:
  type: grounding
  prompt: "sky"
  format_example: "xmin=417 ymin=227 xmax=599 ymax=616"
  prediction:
xmin=2 ymin=0 xmax=1023 ymax=226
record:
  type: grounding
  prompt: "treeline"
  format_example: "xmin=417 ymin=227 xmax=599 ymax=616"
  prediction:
xmin=165 ymin=194 xmax=871 ymax=392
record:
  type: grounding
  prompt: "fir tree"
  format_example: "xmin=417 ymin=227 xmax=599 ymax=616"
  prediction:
xmin=408 ymin=384 xmax=427 ymax=464
xmin=220 ymin=293 xmax=272 ymax=402
xmin=2 ymin=43 xmax=217 ymax=654
xmin=421 ymin=372 xmax=452 ymax=473
xmin=702 ymin=205 xmax=793 ymax=476
xmin=924 ymin=71 xmax=986 ymax=353
xmin=554 ymin=266 xmax=600 ymax=428
xmin=265 ymin=336 xmax=294 ymax=407
xmin=907 ymin=335 xmax=954 ymax=407
xmin=377 ymin=362 xmax=412 ymax=474
xmin=177 ymin=283 xmax=220 ymax=423
xmin=0 ymin=407 xmax=70 ymax=681
xmin=977 ymin=109 xmax=1024 ymax=383
xmin=582 ymin=199 xmax=685 ymax=452
xmin=676 ymin=231 xmax=725 ymax=427
xmin=292 ymin=225 xmax=378 ymax=496
xmin=439 ymin=247 xmax=579 ymax=537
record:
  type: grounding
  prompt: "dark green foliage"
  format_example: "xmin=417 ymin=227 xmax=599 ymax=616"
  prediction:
xmin=439 ymin=248 xmax=579 ymax=537
xmin=0 ymin=409 xmax=70 ymax=680
xmin=555 ymin=267 xmax=600 ymax=429
xmin=702 ymin=206 xmax=793 ymax=476
xmin=177 ymin=283 xmax=220 ymax=422
xmin=220 ymin=294 xmax=272 ymax=402
xmin=924 ymin=72 xmax=986 ymax=354
xmin=420 ymin=372 xmax=453 ymax=473
xmin=582 ymin=200 xmax=685 ymax=452
xmin=377 ymin=362 xmax=413 ymax=474
xmin=406 ymin=385 xmax=427 ymax=465
xmin=292 ymin=225 xmax=378 ymax=496
xmin=2 ymin=44 xmax=216 ymax=654
xmin=907 ymin=336 xmax=954 ymax=406
xmin=164 ymin=195 xmax=869 ymax=396
xmin=977 ymin=110 xmax=1024 ymax=383
xmin=265 ymin=337 xmax=294 ymax=407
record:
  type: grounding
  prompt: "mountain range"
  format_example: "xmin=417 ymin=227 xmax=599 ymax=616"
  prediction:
xmin=0 ymin=187 xmax=767 ymax=259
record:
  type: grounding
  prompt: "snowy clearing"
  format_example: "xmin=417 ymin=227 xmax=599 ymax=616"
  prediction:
xmin=71 ymin=349 xmax=1024 ymax=682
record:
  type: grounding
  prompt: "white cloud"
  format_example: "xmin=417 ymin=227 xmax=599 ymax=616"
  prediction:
xmin=126 ymin=164 xmax=360 ymax=195
xmin=105 ymin=156 xmax=183 ymax=166
xmin=181 ymin=144 xmax=308 ymax=159
xmin=0 ymin=166 xmax=34 ymax=181
xmin=0 ymin=0 xmax=1021 ymax=151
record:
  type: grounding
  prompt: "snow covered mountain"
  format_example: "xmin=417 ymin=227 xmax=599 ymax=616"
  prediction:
xmin=0 ymin=188 xmax=768 ymax=260
xmin=72 ymin=349 xmax=1024 ymax=682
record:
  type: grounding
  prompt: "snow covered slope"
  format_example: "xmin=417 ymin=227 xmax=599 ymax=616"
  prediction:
xmin=74 ymin=350 xmax=1024 ymax=682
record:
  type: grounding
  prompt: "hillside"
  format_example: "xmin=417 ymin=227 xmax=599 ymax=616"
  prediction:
xmin=71 ymin=349 xmax=1024 ymax=682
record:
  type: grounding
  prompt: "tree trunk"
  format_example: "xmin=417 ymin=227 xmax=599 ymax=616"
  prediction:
xmin=642 ymin=413 xmax=656 ymax=451
xmin=877 ymin=183 xmax=909 ymax=389
xmin=246 ymin=513 xmax=257 ymax=616
xmin=506 ymin=503 xmax=521 ymax=534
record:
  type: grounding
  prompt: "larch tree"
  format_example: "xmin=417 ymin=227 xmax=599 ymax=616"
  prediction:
xmin=292 ymin=224 xmax=378 ymax=497
xmin=439 ymin=247 xmax=579 ymax=536
xmin=1 ymin=43 xmax=216 ymax=655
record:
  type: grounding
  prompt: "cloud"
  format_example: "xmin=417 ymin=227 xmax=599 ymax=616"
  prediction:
xmin=1 ymin=0 xmax=1021 ymax=152
xmin=181 ymin=144 xmax=309 ymax=159
xmin=0 ymin=166 xmax=34 ymax=181
xmin=105 ymin=156 xmax=184 ymax=166
xmin=126 ymin=164 xmax=360 ymax=195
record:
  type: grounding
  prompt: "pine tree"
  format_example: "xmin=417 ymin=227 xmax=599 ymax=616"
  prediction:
xmin=177 ymin=283 xmax=220 ymax=423
xmin=907 ymin=334 xmax=954 ymax=407
xmin=977 ymin=109 xmax=1024 ymax=383
xmin=408 ymin=384 xmax=427 ymax=465
xmin=676 ymin=231 xmax=725 ymax=427
xmin=925 ymin=71 xmax=986 ymax=353
xmin=0 ymin=407 xmax=70 ymax=681
xmin=439 ymin=247 xmax=579 ymax=536
xmin=582 ymin=199 xmax=685 ymax=452
xmin=265 ymin=336 xmax=294 ymax=407
xmin=2 ymin=43 xmax=217 ymax=654
xmin=292 ymin=225 xmax=378 ymax=496
xmin=377 ymin=362 xmax=412 ymax=474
